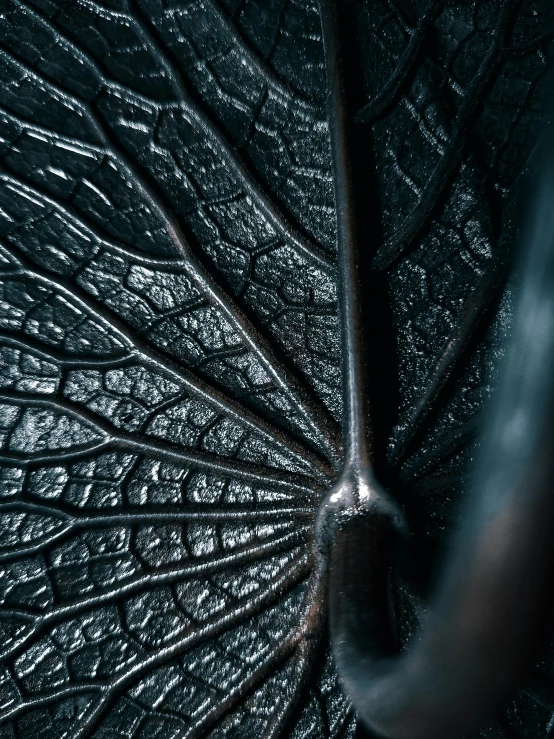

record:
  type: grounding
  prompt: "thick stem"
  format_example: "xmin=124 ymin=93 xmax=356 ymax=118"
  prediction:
xmin=321 ymin=3 xmax=554 ymax=736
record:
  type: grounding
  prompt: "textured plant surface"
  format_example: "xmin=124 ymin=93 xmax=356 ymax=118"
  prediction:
xmin=0 ymin=0 xmax=551 ymax=737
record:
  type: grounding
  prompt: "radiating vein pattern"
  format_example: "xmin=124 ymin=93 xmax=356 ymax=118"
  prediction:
xmin=0 ymin=0 xmax=551 ymax=736
xmin=0 ymin=0 xmax=354 ymax=736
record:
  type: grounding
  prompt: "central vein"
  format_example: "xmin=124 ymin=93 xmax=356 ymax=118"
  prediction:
xmin=321 ymin=0 xmax=372 ymax=473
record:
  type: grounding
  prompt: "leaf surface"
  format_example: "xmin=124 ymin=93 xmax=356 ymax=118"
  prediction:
xmin=0 ymin=0 xmax=551 ymax=737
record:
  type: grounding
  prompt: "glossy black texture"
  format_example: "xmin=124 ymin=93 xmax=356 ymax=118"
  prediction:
xmin=0 ymin=0 xmax=551 ymax=737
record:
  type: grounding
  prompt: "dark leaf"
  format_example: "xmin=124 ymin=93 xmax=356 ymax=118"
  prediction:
xmin=0 ymin=0 xmax=551 ymax=737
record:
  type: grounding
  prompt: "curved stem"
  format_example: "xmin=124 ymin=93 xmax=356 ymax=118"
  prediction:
xmin=321 ymin=2 xmax=554 ymax=736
